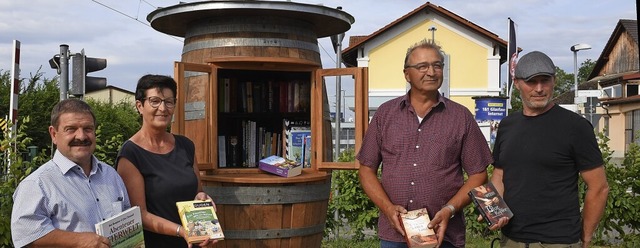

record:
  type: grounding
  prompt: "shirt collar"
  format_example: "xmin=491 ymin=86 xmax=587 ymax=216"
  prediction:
xmin=52 ymin=149 xmax=101 ymax=175
xmin=399 ymin=90 xmax=447 ymax=108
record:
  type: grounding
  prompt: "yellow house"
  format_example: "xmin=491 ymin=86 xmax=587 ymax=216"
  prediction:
xmin=341 ymin=2 xmax=508 ymax=113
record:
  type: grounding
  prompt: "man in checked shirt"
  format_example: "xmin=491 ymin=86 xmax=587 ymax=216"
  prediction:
xmin=358 ymin=40 xmax=492 ymax=248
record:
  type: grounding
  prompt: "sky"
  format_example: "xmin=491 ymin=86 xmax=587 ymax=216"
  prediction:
xmin=0 ymin=0 xmax=636 ymax=98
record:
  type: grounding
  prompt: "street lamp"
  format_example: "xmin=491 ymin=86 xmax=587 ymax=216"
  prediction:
xmin=571 ymin=43 xmax=591 ymax=107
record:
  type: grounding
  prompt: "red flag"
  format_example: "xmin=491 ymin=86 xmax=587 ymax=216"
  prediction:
xmin=507 ymin=18 xmax=517 ymax=98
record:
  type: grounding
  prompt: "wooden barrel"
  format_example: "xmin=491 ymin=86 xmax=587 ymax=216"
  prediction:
xmin=182 ymin=16 xmax=321 ymax=65
xmin=203 ymin=173 xmax=331 ymax=248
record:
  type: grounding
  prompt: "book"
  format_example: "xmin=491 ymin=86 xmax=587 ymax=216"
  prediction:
xmin=300 ymin=135 xmax=311 ymax=168
xmin=259 ymin=155 xmax=303 ymax=177
xmin=218 ymin=136 xmax=226 ymax=168
xmin=95 ymin=206 xmax=145 ymax=248
xmin=176 ymin=200 xmax=224 ymax=244
xmin=468 ymin=182 xmax=514 ymax=226
xmin=399 ymin=208 xmax=437 ymax=248
xmin=228 ymin=136 xmax=240 ymax=167
xmin=289 ymin=129 xmax=311 ymax=164
xmin=282 ymin=119 xmax=311 ymax=162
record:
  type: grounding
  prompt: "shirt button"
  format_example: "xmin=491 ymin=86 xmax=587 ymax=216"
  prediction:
xmin=413 ymin=163 xmax=417 ymax=167
xmin=411 ymin=182 xmax=415 ymax=185
xmin=418 ymin=128 xmax=421 ymax=132
xmin=415 ymin=145 xmax=420 ymax=149
xmin=96 ymin=198 xmax=99 ymax=202
xmin=409 ymin=200 xmax=413 ymax=203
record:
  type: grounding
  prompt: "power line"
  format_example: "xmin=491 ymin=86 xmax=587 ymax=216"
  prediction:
xmin=91 ymin=0 xmax=183 ymax=42
xmin=318 ymin=39 xmax=337 ymax=65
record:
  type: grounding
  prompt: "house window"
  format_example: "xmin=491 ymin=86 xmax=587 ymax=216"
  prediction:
xmin=603 ymin=85 xmax=622 ymax=98
xmin=625 ymin=109 xmax=640 ymax=146
xmin=626 ymin=84 xmax=639 ymax=97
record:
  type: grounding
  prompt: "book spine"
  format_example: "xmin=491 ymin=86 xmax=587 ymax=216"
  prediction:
xmin=218 ymin=135 xmax=226 ymax=168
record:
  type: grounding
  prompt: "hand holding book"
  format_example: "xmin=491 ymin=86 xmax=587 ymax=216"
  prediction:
xmin=468 ymin=182 xmax=513 ymax=230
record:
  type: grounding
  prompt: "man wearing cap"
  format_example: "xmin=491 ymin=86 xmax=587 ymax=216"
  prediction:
xmin=489 ymin=51 xmax=609 ymax=247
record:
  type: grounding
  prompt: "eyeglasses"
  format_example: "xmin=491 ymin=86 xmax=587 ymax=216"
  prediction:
xmin=143 ymin=96 xmax=176 ymax=109
xmin=405 ymin=62 xmax=444 ymax=72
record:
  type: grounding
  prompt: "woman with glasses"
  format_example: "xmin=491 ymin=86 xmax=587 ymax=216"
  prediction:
xmin=116 ymin=74 xmax=216 ymax=248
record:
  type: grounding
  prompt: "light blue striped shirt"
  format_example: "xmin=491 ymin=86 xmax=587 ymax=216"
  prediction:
xmin=11 ymin=150 xmax=130 ymax=248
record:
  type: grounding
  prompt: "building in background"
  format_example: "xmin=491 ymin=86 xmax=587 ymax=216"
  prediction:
xmin=341 ymin=2 xmax=508 ymax=116
xmin=588 ymin=19 xmax=639 ymax=161
xmin=85 ymin=85 xmax=135 ymax=105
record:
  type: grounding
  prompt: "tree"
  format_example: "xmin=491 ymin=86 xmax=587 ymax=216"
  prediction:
xmin=554 ymin=66 xmax=573 ymax=96
xmin=578 ymin=59 xmax=596 ymax=84
xmin=0 ymin=68 xmax=140 ymax=158
xmin=19 ymin=70 xmax=60 ymax=152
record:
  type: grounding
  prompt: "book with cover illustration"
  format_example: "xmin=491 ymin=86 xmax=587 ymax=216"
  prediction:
xmin=468 ymin=182 xmax=514 ymax=226
xmin=95 ymin=206 xmax=145 ymax=248
xmin=282 ymin=119 xmax=310 ymax=161
xmin=259 ymin=155 xmax=302 ymax=177
xmin=176 ymin=200 xmax=224 ymax=244
xmin=399 ymin=208 xmax=437 ymax=248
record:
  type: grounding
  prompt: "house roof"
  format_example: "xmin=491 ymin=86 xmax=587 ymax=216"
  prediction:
xmin=341 ymin=2 xmax=508 ymax=67
xmin=588 ymin=19 xmax=638 ymax=80
xmin=603 ymin=94 xmax=640 ymax=106
xmin=87 ymin=85 xmax=134 ymax=95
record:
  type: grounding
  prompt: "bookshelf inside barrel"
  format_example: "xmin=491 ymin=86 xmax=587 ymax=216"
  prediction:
xmin=215 ymin=68 xmax=312 ymax=169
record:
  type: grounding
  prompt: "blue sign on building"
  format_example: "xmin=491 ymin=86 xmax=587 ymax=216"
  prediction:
xmin=473 ymin=96 xmax=508 ymax=122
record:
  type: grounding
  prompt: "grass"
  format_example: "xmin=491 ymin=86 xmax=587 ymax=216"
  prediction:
xmin=321 ymin=234 xmax=627 ymax=248
xmin=321 ymin=234 xmax=494 ymax=248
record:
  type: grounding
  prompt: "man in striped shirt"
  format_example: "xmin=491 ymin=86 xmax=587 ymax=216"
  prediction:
xmin=11 ymin=99 xmax=130 ymax=248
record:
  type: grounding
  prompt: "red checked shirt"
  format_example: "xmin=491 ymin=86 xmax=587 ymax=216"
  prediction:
xmin=357 ymin=93 xmax=492 ymax=247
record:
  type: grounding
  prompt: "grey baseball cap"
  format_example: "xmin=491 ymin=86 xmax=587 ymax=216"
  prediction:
xmin=514 ymin=51 xmax=556 ymax=81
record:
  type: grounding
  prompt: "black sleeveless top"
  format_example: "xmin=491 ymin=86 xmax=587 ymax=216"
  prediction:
xmin=117 ymin=134 xmax=198 ymax=248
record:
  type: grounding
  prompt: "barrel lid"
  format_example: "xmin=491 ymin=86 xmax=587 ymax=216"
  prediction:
xmin=147 ymin=1 xmax=354 ymax=38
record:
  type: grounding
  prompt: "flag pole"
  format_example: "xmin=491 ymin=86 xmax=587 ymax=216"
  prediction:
xmin=506 ymin=18 xmax=517 ymax=116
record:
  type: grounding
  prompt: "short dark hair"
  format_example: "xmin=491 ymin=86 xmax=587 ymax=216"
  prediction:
xmin=135 ymin=74 xmax=178 ymax=101
xmin=50 ymin=99 xmax=96 ymax=128
xmin=404 ymin=39 xmax=445 ymax=67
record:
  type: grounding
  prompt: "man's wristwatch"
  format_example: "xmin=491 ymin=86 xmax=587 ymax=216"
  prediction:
xmin=443 ymin=204 xmax=456 ymax=219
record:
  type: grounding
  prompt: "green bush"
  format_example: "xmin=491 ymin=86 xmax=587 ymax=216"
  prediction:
xmin=589 ymin=132 xmax=640 ymax=244
xmin=0 ymin=117 xmax=42 ymax=247
xmin=325 ymin=149 xmax=378 ymax=240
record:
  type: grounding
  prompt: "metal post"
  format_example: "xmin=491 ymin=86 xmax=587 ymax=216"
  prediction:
xmin=335 ymin=50 xmax=342 ymax=159
xmin=59 ymin=44 xmax=70 ymax=101
xmin=573 ymin=50 xmax=578 ymax=107
xmin=428 ymin=26 xmax=437 ymax=43
xmin=329 ymin=6 xmax=346 ymax=240
xmin=570 ymin=44 xmax=591 ymax=113
xmin=333 ymin=31 xmax=343 ymax=242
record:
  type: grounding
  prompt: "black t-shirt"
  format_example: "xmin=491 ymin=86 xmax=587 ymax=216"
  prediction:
xmin=493 ymin=105 xmax=603 ymax=243
xmin=117 ymin=134 xmax=199 ymax=248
